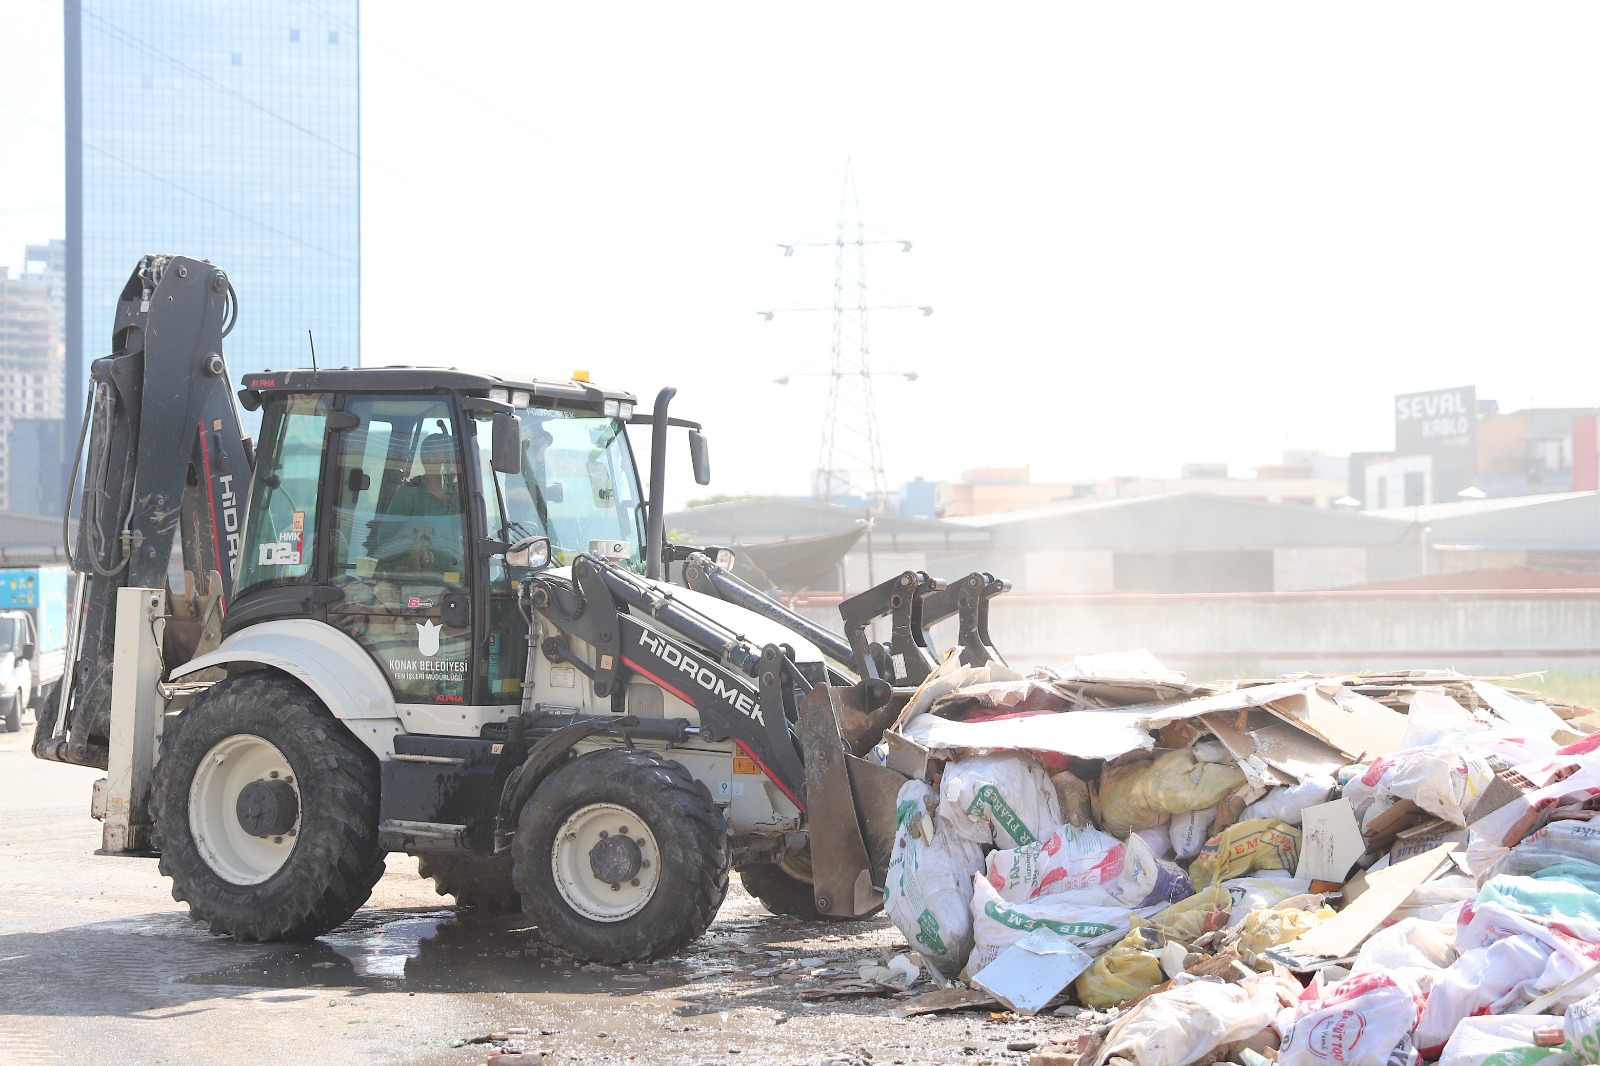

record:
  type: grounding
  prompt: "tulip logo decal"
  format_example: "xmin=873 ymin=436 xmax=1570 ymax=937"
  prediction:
xmin=416 ymin=620 xmax=441 ymax=657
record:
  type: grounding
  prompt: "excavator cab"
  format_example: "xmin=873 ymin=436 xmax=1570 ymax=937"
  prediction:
xmin=229 ymin=371 xmax=645 ymax=707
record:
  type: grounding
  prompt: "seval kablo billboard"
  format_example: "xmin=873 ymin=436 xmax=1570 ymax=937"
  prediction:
xmin=1395 ymin=385 xmax=1477 ymax=501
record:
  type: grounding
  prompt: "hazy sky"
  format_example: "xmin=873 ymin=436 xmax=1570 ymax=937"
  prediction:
xmin=4 ymin=2 xmax=1600 ymax=502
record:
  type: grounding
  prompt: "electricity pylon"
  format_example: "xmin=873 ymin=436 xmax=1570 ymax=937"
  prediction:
xmin=760 ymin=160 xmax=928 ymax=508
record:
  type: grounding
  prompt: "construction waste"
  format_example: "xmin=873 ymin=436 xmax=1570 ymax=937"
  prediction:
xmin=876 ymin=651 xmax=1600 ymax=1066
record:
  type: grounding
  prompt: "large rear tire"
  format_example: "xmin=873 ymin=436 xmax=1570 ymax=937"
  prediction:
xmin=151 ymin=673 xmax=386 ymax=941
xmin=417 ymin=853 xmax=521 ymax=912
xmin=512 ymin=749 xmax=729 ymax=963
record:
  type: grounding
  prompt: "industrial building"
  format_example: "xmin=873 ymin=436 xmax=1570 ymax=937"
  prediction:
xmin=0 ymin=246 xmax=67 ymax=512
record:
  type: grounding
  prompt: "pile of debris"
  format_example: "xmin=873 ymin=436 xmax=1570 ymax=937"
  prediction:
xmin=874 ymin=651 xmax=1600 ymax=1065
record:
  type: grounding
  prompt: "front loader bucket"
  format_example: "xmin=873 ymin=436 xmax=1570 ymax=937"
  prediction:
xmin=794 ymin=684 xmax=910 ymax=918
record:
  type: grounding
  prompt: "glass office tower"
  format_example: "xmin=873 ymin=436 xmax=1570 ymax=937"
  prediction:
xmin=65 ymin=2 xmax=360 ymax=411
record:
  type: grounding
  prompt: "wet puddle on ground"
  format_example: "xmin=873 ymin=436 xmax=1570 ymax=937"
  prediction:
xmin=178 ymin=908 xmax=684 ymax=995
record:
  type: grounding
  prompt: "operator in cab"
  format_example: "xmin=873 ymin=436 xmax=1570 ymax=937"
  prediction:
xmin=381 ymin=432 xmax=465 ymax=575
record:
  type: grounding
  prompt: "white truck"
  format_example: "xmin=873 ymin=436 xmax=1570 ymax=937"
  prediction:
xmin=0 ymin=566 xmax=70 ymax=732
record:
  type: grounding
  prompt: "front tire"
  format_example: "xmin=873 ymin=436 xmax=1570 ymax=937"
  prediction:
xmin=417 ymin=853 xmax=521 ymax=912
xmin=513 ymin=749 xmax=729 ymax=963
xmin=2 ymin=696 xmax=18 ymax=733
xmin=151 ymin=673 xmax=386 ymax=941
xmin=738 ymin=849 xmax=881 ymax=921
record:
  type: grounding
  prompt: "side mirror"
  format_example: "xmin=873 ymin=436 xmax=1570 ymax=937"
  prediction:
xmin=20 ymin=640 xmax=34 ymax=661
xmin=491 ymin=412 xmax=521 ymax=475
xmin=689 ymin=429 xmax=711 ymax=486
xmin=545 ymin=482 xmax=565 ymax=504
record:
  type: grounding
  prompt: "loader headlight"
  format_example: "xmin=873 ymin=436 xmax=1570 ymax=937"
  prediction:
xmin=507 ymin=535 xmax=552 ymax=571
xmin=618 ymin=401 xmax=634 ymax=420
xmin=716 ymin=548 xmax=736 ymax=569
xmin=510 ymin=390 xmax=530 ymax=409
xmin=488 ymin=388 xmax=510 ymax=404
xmin=603 ymin=399 xmax=620 ymax=418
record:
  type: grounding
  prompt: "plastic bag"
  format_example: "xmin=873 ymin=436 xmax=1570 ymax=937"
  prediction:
xmin=1096 ymin=972 xmax=1300 ymax=1066
xmin=1466 ymin=757 xmax=1600 ymax=874
xmin=1279 ymin=969 xmax=1425 ymax=1066
xmin=1169 ymin=806 xmax=1216 ymax=860
xmin=1345 ymin=746 xmax=1495 ymax=829
xmin=940 ymin=752 xmax=1062 ymax=849
xmin=1075 ymin=920 xmax=1164 ymax=1008
xmin=984 ymin=822 xmax=1123 ymax=903
xmin=1052 ymin=770 xmax=1095 ymax=827
xmin=1413 ymin=934 xmax=1552 ymax=1057
xmin=1234 ymin=898 xmax=1336 ymax=960
xmin=1135 ymin=824 xmax=1174 ymax=860
xmin=883 ymin=780 xmax=987 ymax=976
xmin=1220 ymin=873 xmax=1313 ymax=929
xmin=1351 ymin=916 xmax=1458 ymax=976
xmin=967 ymin=874 xmax=1138 ymax=974
xmin=1238 ymin=776 xmax=1337 ymax=826
xmin=984 ymin=822 xmax=1191 ymax=908
xmin=1568 ymin=988 xmax=1600 ymax=1065
xmin=1438 ymin=1016 xmax=1577 ymax=1066
xmin=1187 ymin=818 xmax=1301 ymax=888
xmin=1470 ymin=860 xmax=1600 ymax=941
xmin=1386 ymin=871 xmax=1477 ymax=924
xmin=1479 ymin=818 xmax=1600 ymax=883
xmin=1148 ymin=883 xmax=1232 ymax=943
xmin=1096 ymin=749 xmax=1247 ymax=838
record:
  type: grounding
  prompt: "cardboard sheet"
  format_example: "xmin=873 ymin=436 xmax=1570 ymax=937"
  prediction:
xmin=1140 ymin=679 xmax=1320 ymax=726
xmin=897 ymin=707 xmax=1155 ymax=762
xmin=1278 ymin=844 xmax=1457 ymax=961
xmin=1262 ymin=685 xmax=1407 ymax=761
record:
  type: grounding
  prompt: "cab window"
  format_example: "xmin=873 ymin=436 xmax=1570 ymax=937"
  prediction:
xmin=235 ymin=394 xmax=329 ymax=594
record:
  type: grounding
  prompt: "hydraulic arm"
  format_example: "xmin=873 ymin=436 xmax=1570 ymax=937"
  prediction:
xmin=37 ymin=254 xmax=253 ymax=768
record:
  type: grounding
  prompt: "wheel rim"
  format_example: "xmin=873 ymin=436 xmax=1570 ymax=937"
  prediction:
xmin=550 ymin=802 xmax=661 ymax=922
xmin=188 ymin=733 xmax=301 ymax=885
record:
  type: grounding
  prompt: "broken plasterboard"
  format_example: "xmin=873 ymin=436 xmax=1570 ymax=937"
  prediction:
xmin=970 ymin=928 xmax=1095 ymax=1017
xmin=1275 ymin=843 xmax=1457 ymax=963
xmin=1295 ymin=798 xmax=1365 ymax=883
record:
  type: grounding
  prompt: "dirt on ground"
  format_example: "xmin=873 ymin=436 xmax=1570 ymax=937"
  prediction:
xmin=0 ymin=722 xmax=1092 ymax=1066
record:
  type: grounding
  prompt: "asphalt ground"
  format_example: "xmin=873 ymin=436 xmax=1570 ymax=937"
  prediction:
xmin=0 ymin=720 xmax=1090 ymax=1066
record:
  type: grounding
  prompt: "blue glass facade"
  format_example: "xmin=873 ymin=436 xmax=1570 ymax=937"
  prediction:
xmin=66 ymin=1 xmax=360 ymax=407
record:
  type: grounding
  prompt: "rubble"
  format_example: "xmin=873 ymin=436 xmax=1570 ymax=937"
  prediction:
xmin=870 ymin=652 xmax=1600 ymax=1059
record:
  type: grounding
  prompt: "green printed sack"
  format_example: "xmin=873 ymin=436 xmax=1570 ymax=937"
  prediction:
xmin=967 ymin=873 xmax=1143 ymax=973
xmin=939 ymin=753 xmax=1062 ymax=850
xmin=883 ymin=779 xmax=988 ymax=977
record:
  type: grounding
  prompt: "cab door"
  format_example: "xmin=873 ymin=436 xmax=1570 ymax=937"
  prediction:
xmin=321 ymin=395 xmax=474 ymax=705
